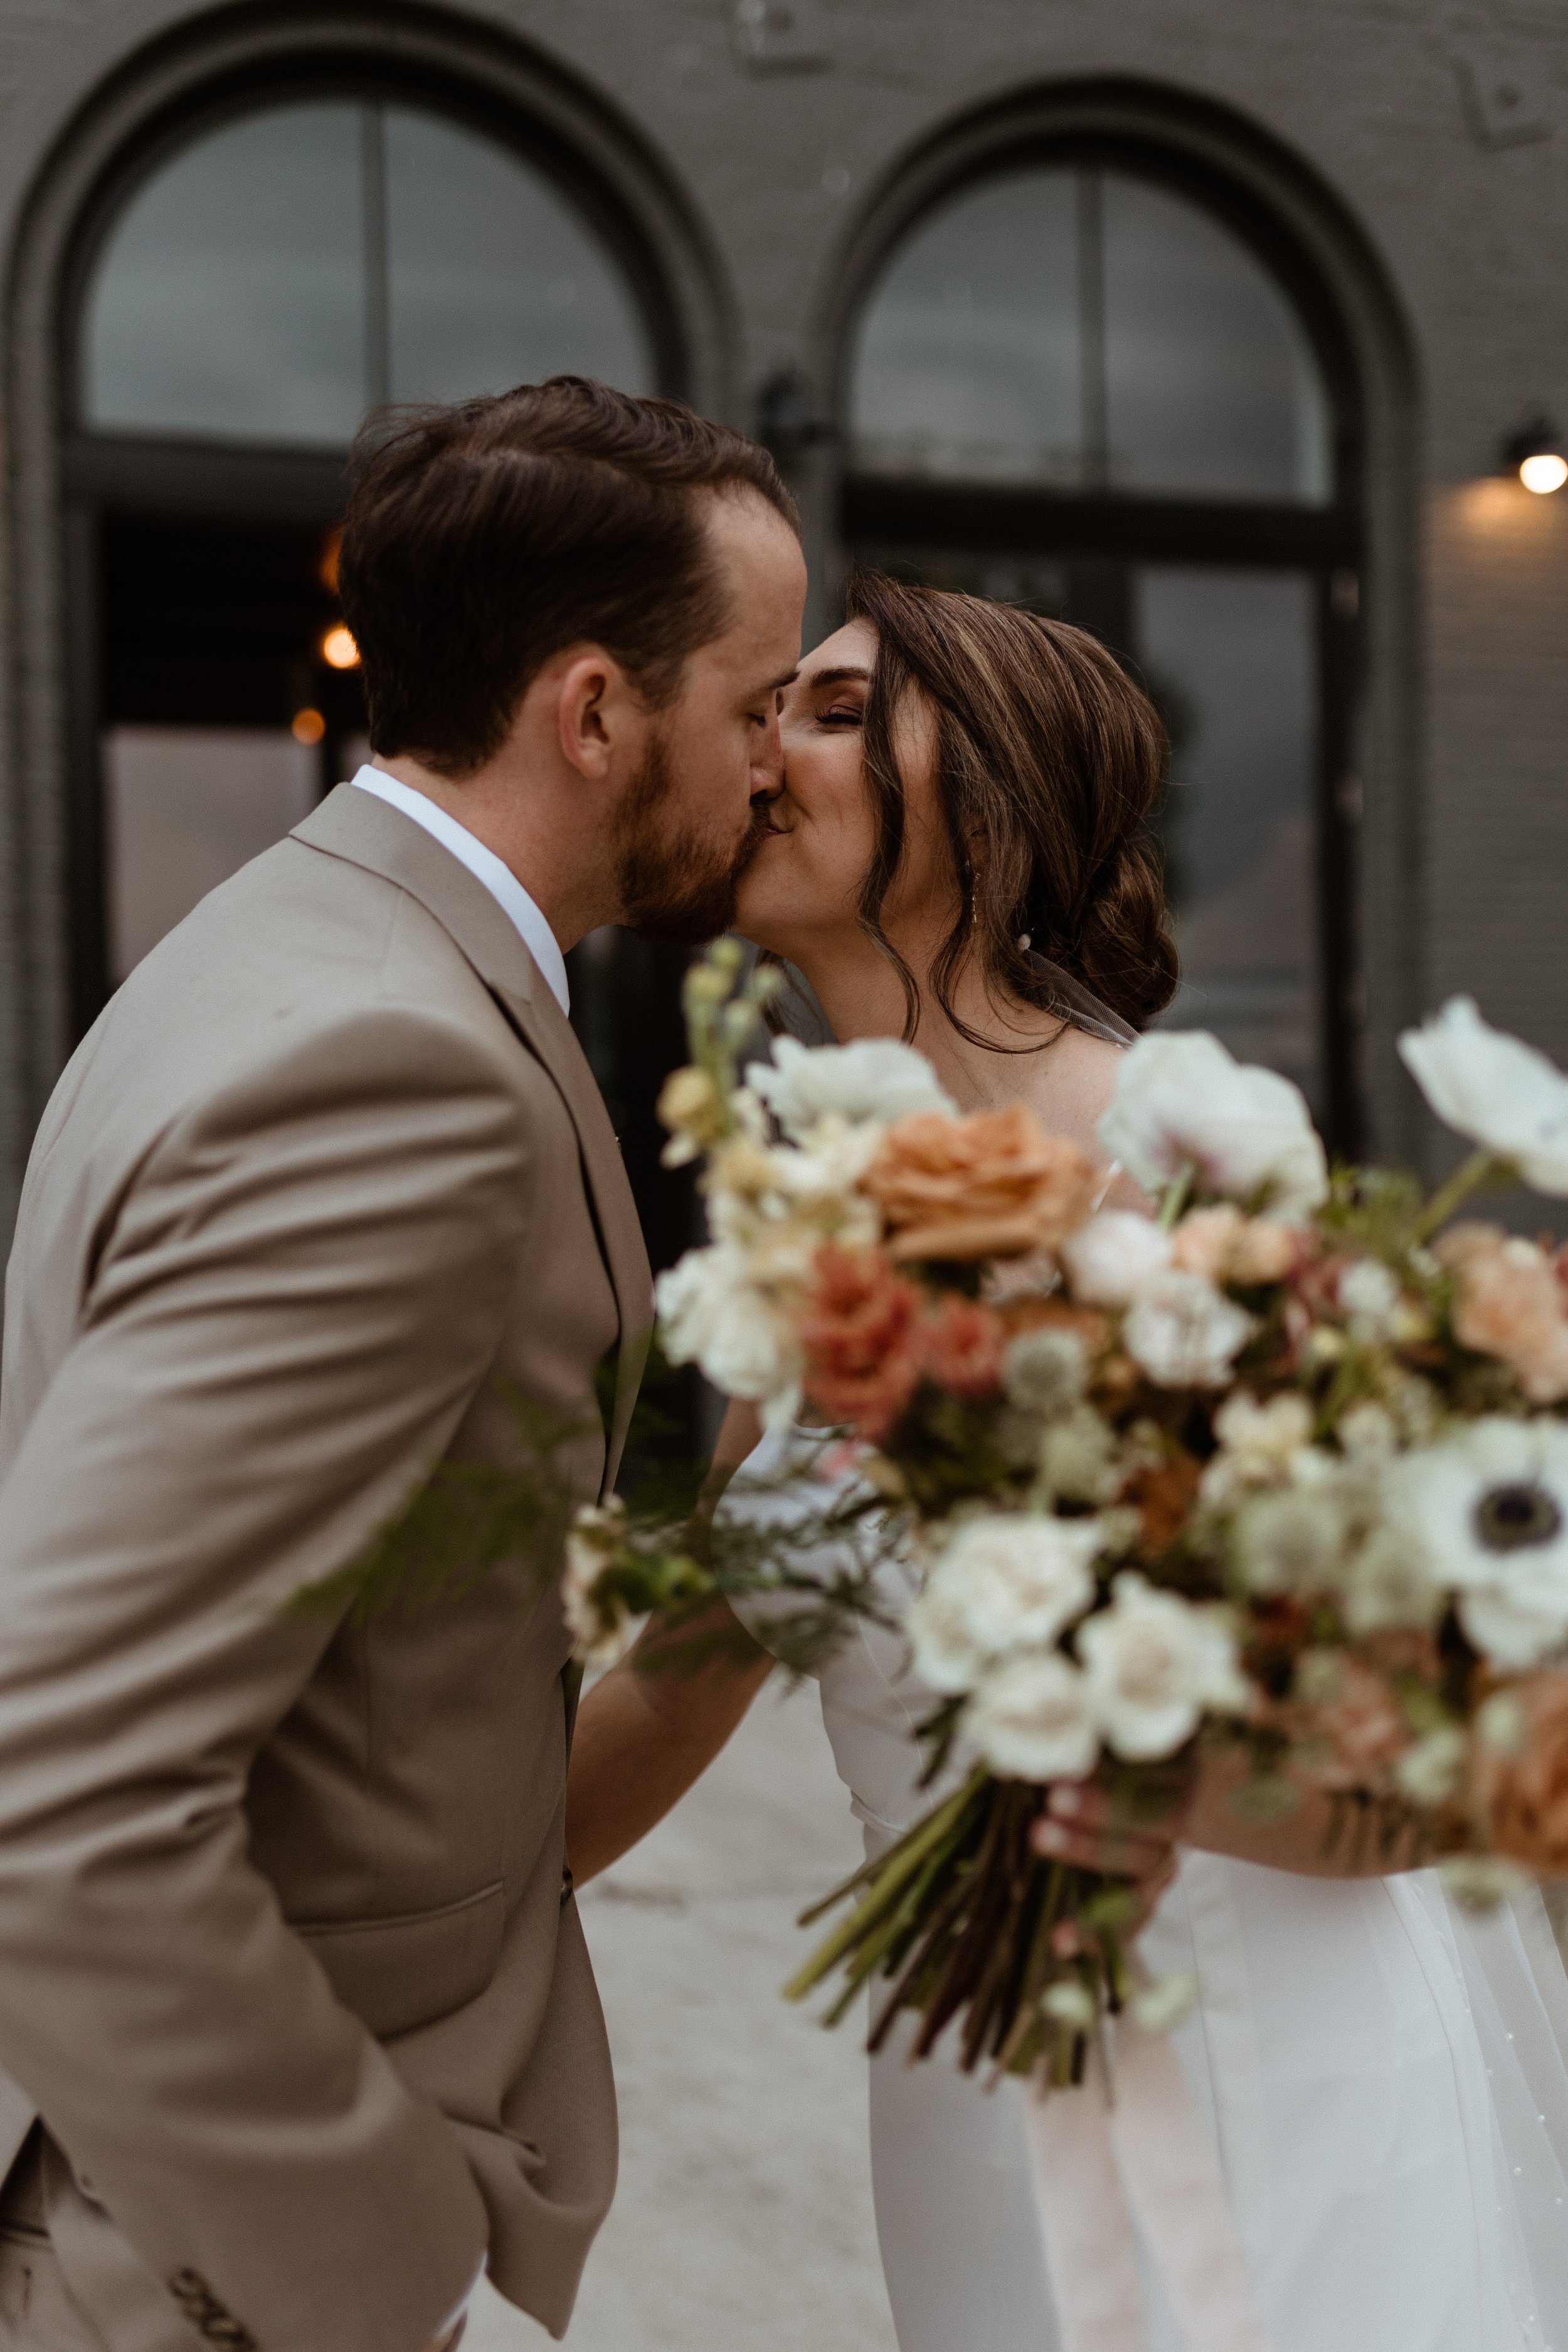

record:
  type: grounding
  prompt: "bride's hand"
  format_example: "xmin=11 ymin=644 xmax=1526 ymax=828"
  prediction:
xmin=1030 ymin=1779 xmax=1186 ymax=1919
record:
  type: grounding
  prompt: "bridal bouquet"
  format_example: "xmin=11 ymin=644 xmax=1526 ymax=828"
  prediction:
xmin=566 ymin=942 xmax=1568 ymax=2081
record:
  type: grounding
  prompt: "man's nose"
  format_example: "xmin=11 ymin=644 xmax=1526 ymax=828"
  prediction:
xmin=749 ymin=709 xmax=785 ymax=803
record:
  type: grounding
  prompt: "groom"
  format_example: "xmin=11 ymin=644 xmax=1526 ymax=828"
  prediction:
xmin=0 ymin=378 xmax=804 ymax=2352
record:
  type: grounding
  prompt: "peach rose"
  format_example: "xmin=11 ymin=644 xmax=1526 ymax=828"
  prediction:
xmin=916 ymin=1295 xmax=1005 ymax=1399
xmin=1479 ymin=1672 xmax=1568 ymax=1875
xmin=1438 ymin=1222 xmax=1568 ymax=1404
xmin=798 ymin=1244 xmax=923 ymax=1441
xmin=865 ymin=1103 xmax=1099 ymax=1263
xmin=1170 ymin=1204 xmax=1301 ymax=1286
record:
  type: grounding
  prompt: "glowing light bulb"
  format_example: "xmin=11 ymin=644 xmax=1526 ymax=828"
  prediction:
xmin=291 ymin=707 xmax=326 ymax=746
xmin=1520 ymin=452 xmax=1568 ymax=495
xmin=320 ymin=624 xmax=360 ymax=669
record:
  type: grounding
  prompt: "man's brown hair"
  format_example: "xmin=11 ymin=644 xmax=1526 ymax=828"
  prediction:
xmin=338 ymin=376 xmax=798 ymax=778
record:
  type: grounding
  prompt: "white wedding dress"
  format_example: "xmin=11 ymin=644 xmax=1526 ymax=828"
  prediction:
xmin=729 ymin=1429 xmax=1568 ymax=2352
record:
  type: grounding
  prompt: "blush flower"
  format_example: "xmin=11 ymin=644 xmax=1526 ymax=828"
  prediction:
xmin=1437 ymin=1222 xmax=1568 ymax=1404
xmin=918 ymin=1295 xmax=1006 ymax=1399
xmin=797 ymin=1244 xmax=923 ymax=1441
xmin=1170 ymin=1204 xmax=1300 ymax=1285
xmin=866 ymin=1103 xmax=1100 ymax=1262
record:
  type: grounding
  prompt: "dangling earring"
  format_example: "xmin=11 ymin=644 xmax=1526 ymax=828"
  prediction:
xmin=1016 ymin=932 xmax=1032 ymax=952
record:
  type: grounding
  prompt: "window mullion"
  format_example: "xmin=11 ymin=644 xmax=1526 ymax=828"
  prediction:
xmin=360 ymin=99 xmax=390 ymax=410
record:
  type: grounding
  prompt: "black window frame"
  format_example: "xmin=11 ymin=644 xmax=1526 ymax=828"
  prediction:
xmin=837 ymin=132 xmax=1367 ymax=1155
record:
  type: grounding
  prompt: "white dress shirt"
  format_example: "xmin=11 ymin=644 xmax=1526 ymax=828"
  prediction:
xmin=347 ymin=765 xmax=570 ymax=1017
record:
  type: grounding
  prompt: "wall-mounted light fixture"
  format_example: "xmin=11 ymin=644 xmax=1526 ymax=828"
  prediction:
xmin=1502 ymin=414 xmax=1567 ymax=495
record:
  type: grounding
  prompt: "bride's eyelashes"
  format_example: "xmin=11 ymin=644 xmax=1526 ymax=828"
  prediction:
xmin=816 ymin=702 xmax=864 ymax=728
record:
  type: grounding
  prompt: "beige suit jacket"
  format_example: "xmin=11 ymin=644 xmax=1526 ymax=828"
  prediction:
xmin=0 ymin=785 xmax=652 ymax=2352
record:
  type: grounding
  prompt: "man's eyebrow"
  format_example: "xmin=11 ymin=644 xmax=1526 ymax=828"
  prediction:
xmin=807 ymin=664 xmax=873 ymax=688
xmin=771 ymin=665 xmax=802 ymax=691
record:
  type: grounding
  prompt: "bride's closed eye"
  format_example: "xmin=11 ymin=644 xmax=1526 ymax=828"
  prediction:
xmin=817 ymin=701 xmax=863 ymax=728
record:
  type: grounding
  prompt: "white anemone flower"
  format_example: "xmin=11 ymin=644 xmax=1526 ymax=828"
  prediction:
xmin=908 ymin=1513 xmax=1103 ymax=1693
xmin=1098 ymin=1030 xmax=1328 ymax=1218
xmin=1059 ymin=1210 xmax=1174 ymax=1305
xmin=1077 ymin=1572 xmax=1249 ymax=1761
xmin=655 ymin=1245 xmax=803 ymax=1418
xmin=965 ymin=1652 xmax=1099 ymax=1782
xmin=1122 ymin=1269 xmax=1257 ymax=1388
xmin=1384 ymin=1416 xmax=1568 ymax=1668
xmin=1398 ymin=997 xmax=1568 ymax=1195
xmin=748 ymin=1034 xmax=955 ymax=1142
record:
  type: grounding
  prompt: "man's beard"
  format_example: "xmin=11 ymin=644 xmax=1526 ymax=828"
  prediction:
xmin=613 ymin=729 xmax=763 ymax=945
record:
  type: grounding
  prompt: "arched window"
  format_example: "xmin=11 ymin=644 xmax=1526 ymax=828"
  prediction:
xmin=65 ymin=85 xmax=664 ymax=1010
xmin=81 ymin=98 xmax=654 ymax=446
xmin=844 ymin=159 xmax=1359 ymax=1143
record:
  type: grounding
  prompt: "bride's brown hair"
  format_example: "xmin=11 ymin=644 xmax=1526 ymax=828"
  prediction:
xmin=846 ymin=570 xmax=1178 ymax=1039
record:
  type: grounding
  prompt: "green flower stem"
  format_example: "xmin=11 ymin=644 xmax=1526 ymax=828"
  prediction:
xmin=785 ymin=1771 xmax=988 ymax=1999
xmin=1409 ymin=1148 xmax=1514 ymax=1245
xmin=1157 ymin=1164 xmax=1197 ymax=1232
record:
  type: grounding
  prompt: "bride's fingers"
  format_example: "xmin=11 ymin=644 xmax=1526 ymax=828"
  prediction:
xmin=1030 ymin=1816 xmax=1173 ymax=1880
xmin=1046 ymin=1781 xmax=1180 ymax=1849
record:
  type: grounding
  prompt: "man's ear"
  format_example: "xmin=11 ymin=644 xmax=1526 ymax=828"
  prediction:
xmin=553 ymin=647 xmax=643 ymax=782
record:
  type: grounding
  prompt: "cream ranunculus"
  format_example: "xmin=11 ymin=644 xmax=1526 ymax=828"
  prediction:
xmin=1076 ymin=1571 xmax=1249 ymax=1761
xmin=1384 ymin=1417 xmax=1568 ymax=1667
xmin=907 ymin=1513 xmax=1103 ymax=1695
xmin=1399 ymin=997 xmax=1568 ymax=1195
xmin=1097 ymin=1030 xmax=1328 ymax=1217
xmin=965 ymin=1651 xmax=1099 ymax=1781
xmin=748 ymin=1034 xmax=955 ymax=1142
xmin=1059 ymin=1210 xmax=1173 ymax=1305
xmin=1121 ymin=1269 xmax=1257 ymax=1387
xmin=655 ymin=1244 xmax=803 ymax=1416
xmin=561 ymin=1501 xmax=637 ymax=1668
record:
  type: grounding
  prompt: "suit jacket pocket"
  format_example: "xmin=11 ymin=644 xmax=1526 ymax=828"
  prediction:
xmin=291 ymin=1880 xmax=506 ymax=2040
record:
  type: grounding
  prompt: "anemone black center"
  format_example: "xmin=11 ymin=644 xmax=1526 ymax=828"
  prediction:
xmin=1473 ymin=1481 xmax=1564 ymax=1553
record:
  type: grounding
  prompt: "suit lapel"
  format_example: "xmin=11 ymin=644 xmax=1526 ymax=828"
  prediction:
xmin=293 ymin=787 xmax=654 ymax=1476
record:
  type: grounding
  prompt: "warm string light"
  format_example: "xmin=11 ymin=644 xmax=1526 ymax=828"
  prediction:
xmin=320 ymin=624 xmax=360 ymax=669
xmin=291 ymin=706 xmax=326 ymax=745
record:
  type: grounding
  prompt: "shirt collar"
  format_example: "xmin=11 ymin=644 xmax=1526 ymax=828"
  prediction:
xmin=346 ymin=765 xmax=569 ymax=1017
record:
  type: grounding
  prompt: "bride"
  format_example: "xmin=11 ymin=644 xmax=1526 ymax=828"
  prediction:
xmin=567 ymin=571 xmax=1568 ymax=2351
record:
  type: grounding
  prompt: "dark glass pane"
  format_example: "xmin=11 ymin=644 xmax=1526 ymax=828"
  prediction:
xmin=82 ymin=103 xmax=366 ymax=446
xmin=1104 ymin=177 xmax=1331 ymax=503
xmin=1137 ymin=568 xmax=1320 ymax=1104
xmin=849 ymin=170 xmax=1081 ymax=485
xmin=384 ymin=107 xmax=654 ymax=402
xmin=103 ymin=726 xmax=319 ymax=981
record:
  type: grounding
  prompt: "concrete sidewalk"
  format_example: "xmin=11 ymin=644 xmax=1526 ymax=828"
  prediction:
xmin=469 ymin=1683 xmax=898 ymax=2352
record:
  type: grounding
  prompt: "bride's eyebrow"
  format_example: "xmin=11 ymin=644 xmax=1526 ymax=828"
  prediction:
xmin=808 ymin=665 xmax=872 ymax=688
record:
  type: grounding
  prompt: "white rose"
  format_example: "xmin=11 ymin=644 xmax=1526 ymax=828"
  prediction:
xmin=1122 ymin=1269 xmax=1257 ymax=1388
xmin=965 ymin=1652 xmax=1099 ymax=1782
xmin=908 ymin=1515 xmax=1102 ymax=1693
xmin=1077 ymin=1571 xmax=1249 ymax=1761
xmin=655 ymin=1246 xmax=803 ymax=1409
xmin=1232 ymin=1484 xmax=1348 ymax=1597
xmin=1398 ymin=996 xmax=1568 ymax=1195
xmin=1097 ymin=1030 xmax=1328 ymax=1218
xmin=1059 ymin=1211 xmax=1173 ymax=1305
xmin=748 ymin=1034 xmax=955 ymax=1141
xmin=1337 ymin=1258 xmax=1402 ymax=1335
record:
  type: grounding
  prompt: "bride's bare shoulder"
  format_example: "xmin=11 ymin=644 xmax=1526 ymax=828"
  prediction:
xmin=1029 ymin=1022 xmax=1123 ymax=1145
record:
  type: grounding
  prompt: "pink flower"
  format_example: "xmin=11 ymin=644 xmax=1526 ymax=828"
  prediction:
xmin=1170 ymin=1204 xmax=1301 ymax=1286
xmin=918 ymin=1295 xmax=1006 ymax=1399
xmin=1438 ymin=1222 xmax=1568 ymax=1404
xmin=798 ymin=1246 xmax=923 ymax=1441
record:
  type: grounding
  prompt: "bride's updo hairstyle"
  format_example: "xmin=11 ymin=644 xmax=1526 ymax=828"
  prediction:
xmin=847 ymin=570 xmax=1178 ymax=1039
